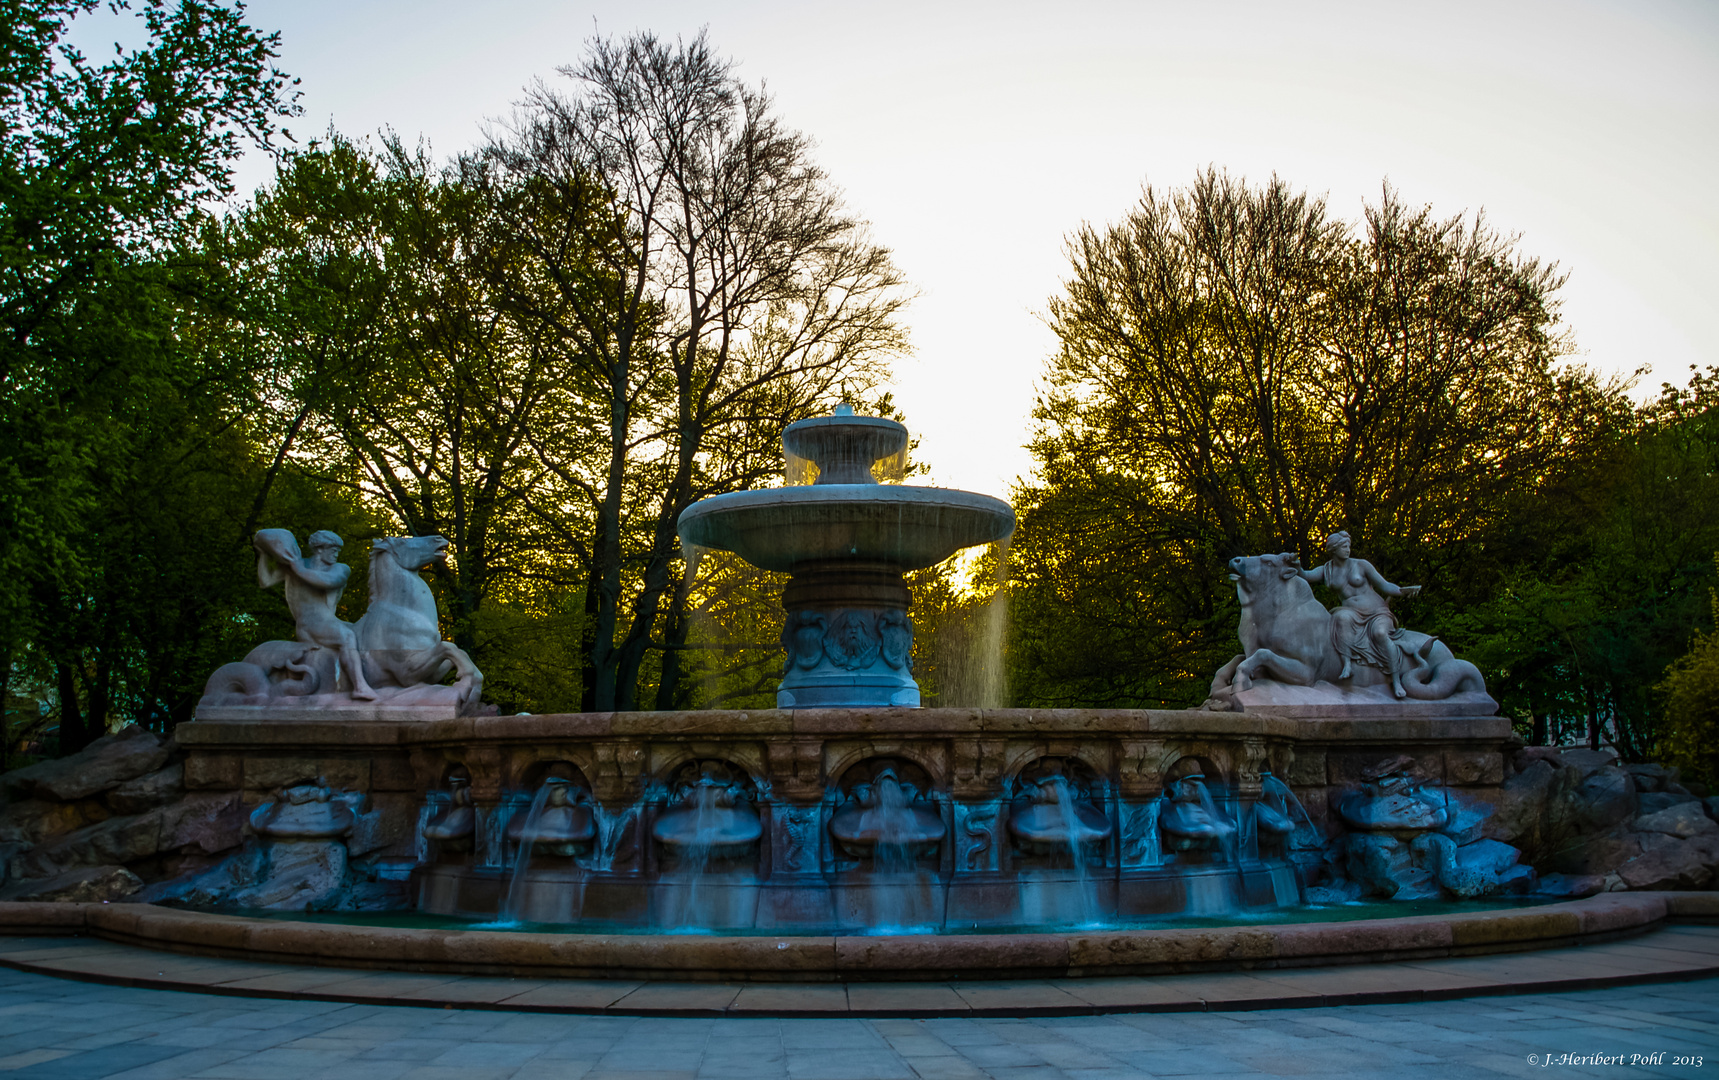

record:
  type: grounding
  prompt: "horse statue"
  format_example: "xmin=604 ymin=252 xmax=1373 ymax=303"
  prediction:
xmin=356 ymin=535 xmax=483 ymax=714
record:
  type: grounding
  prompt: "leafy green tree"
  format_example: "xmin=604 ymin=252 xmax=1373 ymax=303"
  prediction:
xmin=1 ymin=0 xmax=298 ymax=752
xmin=1012 ymin=171 xmax=1619 ymax=708
xmin=479 ymin=30 xmax=909 ymax=711
xmin=1455 ymin=367 xmax=1719 ymax=753
xmin=1659 ymin=555 xmax=1719 ymax=785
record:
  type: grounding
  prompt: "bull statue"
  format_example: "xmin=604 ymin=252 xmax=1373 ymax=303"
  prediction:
xmin=1202 ymin=533 xmax=1487 ymax=712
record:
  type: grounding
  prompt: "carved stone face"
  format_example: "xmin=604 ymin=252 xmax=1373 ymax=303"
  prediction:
xmin=823 ymin=611 xmax=880 ymax=670
xmin=792 ymin=614 xmax=825 ymax=668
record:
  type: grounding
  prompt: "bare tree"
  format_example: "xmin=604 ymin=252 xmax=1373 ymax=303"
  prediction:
xmin=476 ymin=30 xmax=908 ymax=710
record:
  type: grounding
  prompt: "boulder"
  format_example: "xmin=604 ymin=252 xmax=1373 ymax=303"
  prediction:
xmin=1707 ymin=796 xmax=1719 ymax=821
xmin=1616 ymin=834 xmax=1719 ymax=891
xmin=0 ymin=797 xmax=109 ymax=845
xmin=154 ymin=838 xmax=349 ymax=910
xmin=106 ymin=763 xmax=184 ymax=815
xmin=0 ymin=864 xmax=141 ymax=903
xmin=1638 ymin=791 xmax=1699 ymax=816
xmin=1483 ymin=760 xmax=1567 ymax=847
xmin=13 ymin=811 xmax=163 ymax=878
xmin=1 ymin=726 xmax=171 ymax=802
xmin=1571 ymin=766 xmax=1637 ymax=831
xmin=1626 ymin=763 xmax=1675 ymax=793
xmin=1513 ymin=746 xmax=1566 ymax=772
xmin=160 ymin=793 xmax=243 ymax=855
xmin=1634 ymin=802 xmax=1719 ymax=839
xmin=15 ymin=789 xmax=249 ymax=879
xmin=1436 ymin=791 xmax=1495 ymax=846
xmin=1542 ymin=826 xmax=1642 ymax=876
xmin=1534 ymin=873 xmax=1606 ymax=899
xmin=1456 ymin=838 xmax=1525 ymax=877
xmin=1559 ymin=748 xmax=1619 ymax=776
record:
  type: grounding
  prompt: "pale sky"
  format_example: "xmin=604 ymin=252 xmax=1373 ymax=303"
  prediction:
xmin=110 ymin=1 xmax=1719 ymax=496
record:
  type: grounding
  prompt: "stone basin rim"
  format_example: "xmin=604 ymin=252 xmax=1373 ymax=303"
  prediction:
xmin=1 ymin=893 xmax=1706 ymax=983
xmin=677 ymin=484 xmax=1016 ymax=573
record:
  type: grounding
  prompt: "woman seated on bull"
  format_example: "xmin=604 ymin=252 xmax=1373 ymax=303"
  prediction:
xmin=1294 ymin=531 xmax=1421 ymax=699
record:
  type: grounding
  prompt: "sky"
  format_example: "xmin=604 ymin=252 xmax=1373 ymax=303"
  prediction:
xmin=86 ymin=0 xmax=1719 ymax=496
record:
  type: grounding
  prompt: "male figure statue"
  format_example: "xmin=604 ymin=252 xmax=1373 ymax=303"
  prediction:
xmin=253 ymin=529 xmax=378 ymax=701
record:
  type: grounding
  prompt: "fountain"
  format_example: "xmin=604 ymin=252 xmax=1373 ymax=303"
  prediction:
xmin=676 ymin=404 xmax=1014 ymax=707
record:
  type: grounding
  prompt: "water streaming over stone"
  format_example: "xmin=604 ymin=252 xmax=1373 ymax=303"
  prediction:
xmin=499 ymin=784 xmax=553 ymax=923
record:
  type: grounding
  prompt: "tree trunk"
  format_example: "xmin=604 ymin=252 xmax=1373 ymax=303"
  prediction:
xmin=0 ymin=646 xmax=10 ymax=773
xmin=653 ymin=568 xmax=695 ymax=710
xmin=580 ymin=563 xmax=602 ymax=712
xmin=56 ymin=662 xmax=85 ymax=755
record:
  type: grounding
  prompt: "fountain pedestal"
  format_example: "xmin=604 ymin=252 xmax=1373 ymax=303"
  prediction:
xmin=677 ymin=406 xmax=1014 ymax=710
xmin=780 ymin=560 xmax=918 ymax=707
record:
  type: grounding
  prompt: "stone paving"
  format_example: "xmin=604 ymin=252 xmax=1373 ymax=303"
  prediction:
xmin=0 ymin=966 xmax=1713 ymax=1080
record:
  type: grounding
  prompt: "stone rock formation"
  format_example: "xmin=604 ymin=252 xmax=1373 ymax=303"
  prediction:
xmin=0 ymin=728 xmax=410 ymax=910
xmin=0 ymin=726 xmax=236 ymax=903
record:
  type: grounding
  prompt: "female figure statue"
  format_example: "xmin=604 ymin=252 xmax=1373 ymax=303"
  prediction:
xmin=1297 ymin=531 xmax=1421 ymax=698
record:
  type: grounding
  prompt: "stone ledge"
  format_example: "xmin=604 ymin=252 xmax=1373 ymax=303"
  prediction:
xmin=0 ymin=893 xmax=1693 ymax=983
xmin=173 ymin=707 xmax=1509 ymax=748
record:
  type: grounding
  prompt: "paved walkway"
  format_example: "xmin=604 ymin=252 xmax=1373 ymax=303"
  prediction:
xmin=0 ymin=964 xmax=1713 ymax=1080
xmin=4 ymin=927 xmax=1719 ymax=1017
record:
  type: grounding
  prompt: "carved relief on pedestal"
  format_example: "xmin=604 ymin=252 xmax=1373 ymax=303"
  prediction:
xmin=588 ymin=741 xmax=648 ymax=804
xmin=1118 ymin=738 xmax=1168 ymax=799
xmin=767 ymin=740 xmax=825 ymax=802
xmin=1119 ymin=800 xmax=1163 ymax=869
xmin=771 ymin=803 xmax=822 ymax=873
xmin=824 ymin=611 xmax=881 ymax=670
xmin=1238 ymin=738 xmax=1270 ymax=798
xmin=954 ymin=801 xmax=1001 ymax=872
xmin=950 ymin=738 xmax=1006 ymax=800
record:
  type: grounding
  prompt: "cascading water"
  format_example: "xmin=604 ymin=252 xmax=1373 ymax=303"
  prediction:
xmin=1010 ymin=770 xmax=1112 ymax=928
xmin=1162 ymin=775 xmax=1240 ymax=917
xmin=586 ymin=805 xmax=635 ymax=873
xmin=479 ymin=800 xmax=513 ymax=870
xmin=829 ymin=766 xmax=947 ymax=931
xmin=1260 ymin=772 xmax=1315 ymax=906
xmin=666 ymin=781 xmax=719 ymax=930
xmin=1052 ymin=777 xmax=1100 ymax=927
xmin=651 ymin=768 xmax=764 ymax=930
xmin=413 ymin=801 xmax=436 ymax=865
xmin=499 ymin=784 xmax=553 ymax=924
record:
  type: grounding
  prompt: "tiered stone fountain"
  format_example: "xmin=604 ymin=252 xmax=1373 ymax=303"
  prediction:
xmin=677 ymin=405 xmax=1014 ymax=708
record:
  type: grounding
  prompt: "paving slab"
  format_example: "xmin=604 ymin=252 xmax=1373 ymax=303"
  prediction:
xmin=606 ymin=981 xmax=743 ymax=1014
xmin=730 ymin=983 xmax=851 ymax=1016
xmin=845 ymin=982 xmax=975 ymax=1015
xmin=491 ymin=980 xmax=642 ymax=1010
xmin=949 ymin=980 xmax=1091 ymax=1014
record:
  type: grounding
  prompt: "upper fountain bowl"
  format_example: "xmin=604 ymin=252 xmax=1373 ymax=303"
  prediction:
xmin=783 ymin=409 xmax=909 ymax=485
xmin=679 ymin=484 xmax=1014 ymax=572
xmin=679 ymin=405 xmax=1015 ymax=572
